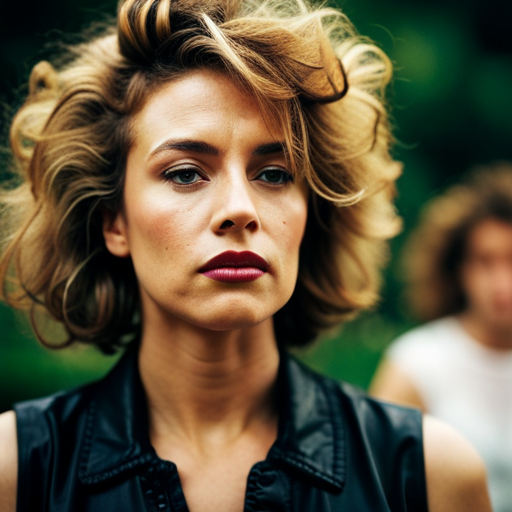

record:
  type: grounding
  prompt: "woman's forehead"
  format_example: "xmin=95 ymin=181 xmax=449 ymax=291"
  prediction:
xmin=129 ymin=69 xmax=285 ymax=158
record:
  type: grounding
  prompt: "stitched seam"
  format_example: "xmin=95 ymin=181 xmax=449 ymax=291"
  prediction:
xmin=78 ymin=398 xmax=97 ymax=479
xmin=334 ymin=382 xmax=349 ymax=485
xmin=78 ymin=396 xmax=155 ymax=484
xmin=81 ymin=452 xmax=155 ymax=484
xmin=273 ymin=448 xmax=342 ymax=487
xmin=243 ymin=463 xmax=262 ymax=511
xmin=321 ymin=378 xmax=346 ymax=484
xmin=283 ymin=470 xmax=292 ymax=512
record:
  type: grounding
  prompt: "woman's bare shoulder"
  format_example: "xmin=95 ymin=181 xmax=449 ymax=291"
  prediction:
xmin=0 ymin=411 xmax=17 ymax=512
xmin=423 ymin=415 xmax=492 ymax=512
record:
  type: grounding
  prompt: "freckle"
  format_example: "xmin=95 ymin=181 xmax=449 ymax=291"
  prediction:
xmin=165 ymin=247 xmax=168 ymax=251
xmin=283 ymin=221 xmax=286 ymax=225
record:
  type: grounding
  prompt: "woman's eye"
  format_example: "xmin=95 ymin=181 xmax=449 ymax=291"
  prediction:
xmin=257 ymin=169 xmax=293 ymax=185
xmin=164 ymin=168 xmax=203 ymax=185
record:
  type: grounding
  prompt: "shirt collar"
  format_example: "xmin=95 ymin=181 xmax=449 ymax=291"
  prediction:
xmin=78 ymin=344 xmax=346 ymax=492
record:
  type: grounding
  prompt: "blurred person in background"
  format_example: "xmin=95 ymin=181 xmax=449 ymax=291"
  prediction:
xmin=371 ymin=163 xmax=512 ymax=512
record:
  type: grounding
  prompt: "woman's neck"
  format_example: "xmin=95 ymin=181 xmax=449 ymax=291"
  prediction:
xmin=138 ymin=314 xmax=280 ymax=453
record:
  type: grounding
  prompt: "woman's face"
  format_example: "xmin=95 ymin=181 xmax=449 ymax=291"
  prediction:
xmin=460 ymin=218 xmax=512 ymax=331
xmin=104 ymin=69 xmax=309 ymax=331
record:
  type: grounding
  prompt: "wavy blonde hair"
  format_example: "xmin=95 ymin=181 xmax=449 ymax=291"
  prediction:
xmin=1 ymin=0 xmax=401 ymax=352
xmin=402 ymin=163 xmax=512 ymax=321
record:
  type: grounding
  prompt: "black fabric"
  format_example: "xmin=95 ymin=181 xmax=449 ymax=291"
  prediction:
xmin=15 ymin=346 xmax=428 ymax=512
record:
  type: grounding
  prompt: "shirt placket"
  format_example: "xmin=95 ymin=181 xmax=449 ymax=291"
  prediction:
xmin=140 ymin=458 xmax=290 ymax=512
xmin=140 ymin=458 xmax=188 ymax=512
xmin=244 ymin=461 xmax=291 ymax=512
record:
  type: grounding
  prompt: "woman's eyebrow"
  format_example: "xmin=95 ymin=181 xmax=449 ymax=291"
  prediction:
xmin=148 ymin=139 xmax=285 ymax=158
xmin=149 ymin=139 xmax=219 ymax=158
xmin=252 ymin=142 xmax=285 ymax=156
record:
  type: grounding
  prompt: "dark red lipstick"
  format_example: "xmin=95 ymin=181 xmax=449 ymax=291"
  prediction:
xmin=199 ymin=251 xmax=269 ymax=283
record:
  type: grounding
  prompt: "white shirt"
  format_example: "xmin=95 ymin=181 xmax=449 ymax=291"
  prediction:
xmin=387 ymin=316 xmax=512 ymax=512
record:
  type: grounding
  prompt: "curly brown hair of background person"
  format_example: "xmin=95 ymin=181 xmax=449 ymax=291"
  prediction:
xmin=401 ymin=163 xmax=512 ymax=322
xmin=0 ymin=0 xmax=401 ymax=353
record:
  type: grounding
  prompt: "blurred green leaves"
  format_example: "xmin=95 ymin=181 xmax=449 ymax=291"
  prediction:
xmin=0 ymin=304 xmax=119 ymax=411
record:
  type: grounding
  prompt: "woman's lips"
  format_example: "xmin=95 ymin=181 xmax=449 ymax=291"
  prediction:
xmin=199 ymin=251 xmax=269 ymax=283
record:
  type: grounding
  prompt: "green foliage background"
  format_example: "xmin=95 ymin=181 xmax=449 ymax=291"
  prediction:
xmin=1 ymin=0 xmax=512 ymax=412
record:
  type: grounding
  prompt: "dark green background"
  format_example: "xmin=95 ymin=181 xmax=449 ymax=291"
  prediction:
xmin=1 ymin=0 xmax=512 ymax=412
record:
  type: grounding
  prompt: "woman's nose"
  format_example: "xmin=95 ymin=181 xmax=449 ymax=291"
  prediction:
xmin=210 ymin=174 xmax=260 ymax=234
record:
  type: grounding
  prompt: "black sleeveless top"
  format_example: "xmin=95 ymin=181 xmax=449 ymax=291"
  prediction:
xmin=14 ymin=346 xmax=428 ymax=512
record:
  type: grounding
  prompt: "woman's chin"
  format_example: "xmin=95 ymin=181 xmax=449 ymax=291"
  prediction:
xmin=184 ymin=307 xmax=274 ymax=333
